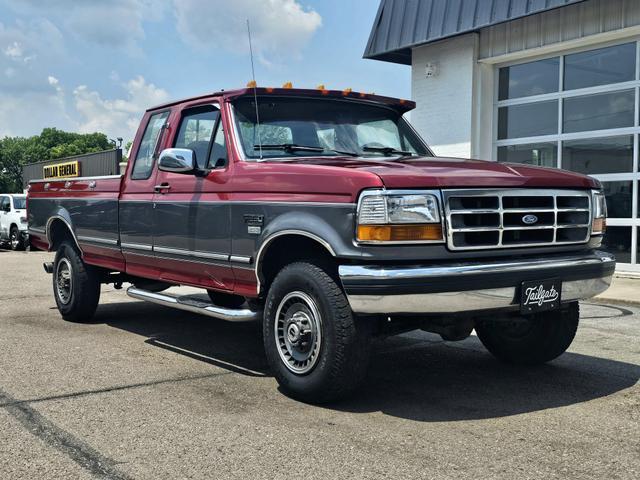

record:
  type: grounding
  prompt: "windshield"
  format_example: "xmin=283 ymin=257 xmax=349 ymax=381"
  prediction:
xmin=232 ymin=97 xmax=431 ymax=160
xmin=12 ymin=197 xmax=26 ymax=209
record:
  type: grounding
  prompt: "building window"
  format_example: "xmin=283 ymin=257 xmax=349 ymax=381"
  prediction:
xmin=494 ymin=40 xmax=640 ymax=269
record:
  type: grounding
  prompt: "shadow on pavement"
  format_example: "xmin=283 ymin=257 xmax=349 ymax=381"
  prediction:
xmin=94 ymin=300 xmax=640 ymax=422
xmin=94 ymin=301 xmax=270 ymax=377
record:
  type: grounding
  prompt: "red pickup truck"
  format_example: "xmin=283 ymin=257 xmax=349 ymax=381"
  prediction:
xmin=28 ymin=87 xmax=615 ymax=402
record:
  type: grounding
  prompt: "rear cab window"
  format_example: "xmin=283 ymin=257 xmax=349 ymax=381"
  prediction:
xmin=12 ymin=197 xmax=26 ymax=209
xmin=131 ymin=110 xmax=170 ymax=180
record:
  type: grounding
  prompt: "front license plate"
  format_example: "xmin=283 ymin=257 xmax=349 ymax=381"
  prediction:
xmin=520 ymin=279 xmax=562 ymax=314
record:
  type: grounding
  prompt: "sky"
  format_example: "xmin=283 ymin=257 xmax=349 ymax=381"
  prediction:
xmin=0 ymin=0 xmax=410 ymax=143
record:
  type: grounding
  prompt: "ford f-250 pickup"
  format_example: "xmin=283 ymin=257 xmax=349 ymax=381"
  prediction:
xmin=28 ymin=86 xmax=615 ymax=402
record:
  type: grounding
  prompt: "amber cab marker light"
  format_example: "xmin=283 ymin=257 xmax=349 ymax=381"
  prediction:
xmin=282 ymin=82 xmax=293 ymax=89
xmin=343 ymin=88 xmax=352 ymax=96
xmin=357 ymin=224 xmax=443 ymax=242
xmin=592 ymin=217 xmax=606 ymax=234
xmin=246 ymin=80 xmax=257 ymax=88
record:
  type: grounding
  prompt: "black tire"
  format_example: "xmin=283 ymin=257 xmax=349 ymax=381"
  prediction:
xmin=53 ymin=241 xmax=101 ymax=322
xmin=263 ymin=262 xmax=371 ymax=403
xmin=9 ymin=226 xmax=24 ymax=251
xmin=476 ymin=302 xmax=579 ymax=365
xmin=207 ymin=290 xmax=246 ymax=308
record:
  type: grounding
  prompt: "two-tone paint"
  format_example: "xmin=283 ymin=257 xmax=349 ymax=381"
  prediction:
xmin=27 ymin=87 xmax=605 ymax=299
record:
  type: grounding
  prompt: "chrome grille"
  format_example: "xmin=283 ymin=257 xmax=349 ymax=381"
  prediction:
xmin=444 ymin=189 xmax=592 ymax=251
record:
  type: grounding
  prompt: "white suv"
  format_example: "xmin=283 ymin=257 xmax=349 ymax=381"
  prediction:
xmin=0 ymin=194 xmax=28 ymax=250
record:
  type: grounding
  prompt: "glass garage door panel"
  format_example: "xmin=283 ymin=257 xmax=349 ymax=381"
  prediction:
xmin=498 ymin=57 xmax=560 ymax=100
xmin=498 ymin=101 xmax=558 ymax=140
xmin=602 ymin=226 xmax=632 ymax=264
xmin=562 ymin=136 xmax=634 ymax=174
xmin=496 ymin=40 xmax=640 ymax=267
xmin=602 ymin=181 xmax=633 ymax=218
xmin=497 ymin=143 xmax=557 ymax=167
xmin=564 ymin=43 xmax=637 ymax=91
xmin=563 ymin=90 xmax=635 ymax=133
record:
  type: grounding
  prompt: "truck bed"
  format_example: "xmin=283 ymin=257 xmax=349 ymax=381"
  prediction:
xmin=28 ymin=175 xmax=125 ymax=270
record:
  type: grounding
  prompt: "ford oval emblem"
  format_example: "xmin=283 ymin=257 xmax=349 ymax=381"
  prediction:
xmin=522 ymin=214 xmax=539 ymax=225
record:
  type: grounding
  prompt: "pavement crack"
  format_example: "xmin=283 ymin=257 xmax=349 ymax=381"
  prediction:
xmin=0 ymin=371 xmax=231 ymax=408
xmin=0 ymin=386 xmax=134 ymax=480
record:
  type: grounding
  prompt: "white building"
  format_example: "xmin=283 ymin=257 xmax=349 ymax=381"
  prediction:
xmin=365 ymin=0 xmax=640 ymax=271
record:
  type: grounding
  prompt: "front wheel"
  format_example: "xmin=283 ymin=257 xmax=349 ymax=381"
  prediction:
xmin=263 ymin=262 xmax=371 ymax=403
xmin=53 ymin=241 xmax=101 ymax=322
xmin=476 ymin=302 xmax=579 ymax=365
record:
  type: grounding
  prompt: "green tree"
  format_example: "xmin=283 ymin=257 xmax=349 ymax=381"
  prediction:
xmin=0 ymin=128 xmax=114 ymax=193
xmin=122 ymin=141 xmax=133 ymax=162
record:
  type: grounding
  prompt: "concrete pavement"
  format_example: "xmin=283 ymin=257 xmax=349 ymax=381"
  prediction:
xmin=0 ymin=249 xmax=638 ymax=479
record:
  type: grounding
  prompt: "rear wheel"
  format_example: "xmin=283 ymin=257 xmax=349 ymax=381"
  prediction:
xmin=53 ymin=241 xmax=101 ymax=322
xmin=476 ymin=302 xmax=579 ymax=365
xmin=9 ymin=226 xmax=24 ymax=251
xmin=263 ymin=262 xmax=371 ymax=403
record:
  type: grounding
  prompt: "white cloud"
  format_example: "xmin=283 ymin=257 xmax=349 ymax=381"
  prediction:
xmin=1 ymin=0 xmax=167 ymax=52
xmin=174 ymin=0 xmax=322 ymax=62
xmin=0 ymin=75 xmax=72 ymax=138
xmin=47 ymin=75 xmax=59 ymax=86
xmin=0 ymin=19 xmax=64 ymax=94
xmin=73 ymin=75 xmax=169 ymax=140
xmin=3 ymin=40 xmax=22 ymax=58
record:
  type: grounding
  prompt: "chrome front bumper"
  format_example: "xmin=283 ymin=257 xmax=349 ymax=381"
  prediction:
xmin=339 ymin=250 xmax=615 ymax=315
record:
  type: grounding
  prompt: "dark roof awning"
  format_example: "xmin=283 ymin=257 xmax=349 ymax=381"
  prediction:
xmin=364 ymin=0 xmax=588 ymax=65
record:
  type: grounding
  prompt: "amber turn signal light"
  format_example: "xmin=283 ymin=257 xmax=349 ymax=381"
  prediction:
xmin=357 ymin=224 xmax=443 ymax=242
xmin=592 ymin=217 xmax=606 ymax=234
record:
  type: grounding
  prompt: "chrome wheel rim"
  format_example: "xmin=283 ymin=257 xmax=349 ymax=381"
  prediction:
xmin=55 ymin=258 xmax=73 ymax=305
xmin=10 ymin=232 xmax=18 ymax=249
xmin=275 ymin=291 xmax=322 ymax=375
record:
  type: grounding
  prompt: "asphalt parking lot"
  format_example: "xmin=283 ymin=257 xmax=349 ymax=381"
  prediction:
xmin=0 ymin=249 xmax=638 ymax=479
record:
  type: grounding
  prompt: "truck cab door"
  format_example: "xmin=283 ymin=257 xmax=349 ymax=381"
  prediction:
xmin=152 ymin=103 xmax=235 ymax=291
xmin=120 ymin=110 xmax=170 ymax=278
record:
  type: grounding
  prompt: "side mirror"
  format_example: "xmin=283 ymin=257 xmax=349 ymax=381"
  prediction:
xmin=158 ymin=148 xmax=196 ymax=174
xmin=2 ymin=205 xmax=10 ymax=213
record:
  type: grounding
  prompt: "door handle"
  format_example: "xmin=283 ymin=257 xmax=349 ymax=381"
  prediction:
xmin=154 ymin=183 xmax=171 ymax=193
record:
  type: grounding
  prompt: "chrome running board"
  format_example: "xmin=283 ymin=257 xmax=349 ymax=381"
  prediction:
xmin=126 ymin=287 xmax=261 ymax=322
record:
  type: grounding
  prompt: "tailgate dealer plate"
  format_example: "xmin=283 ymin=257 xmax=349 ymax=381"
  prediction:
xmin=520 ymin=279 xmax=562 ymax=314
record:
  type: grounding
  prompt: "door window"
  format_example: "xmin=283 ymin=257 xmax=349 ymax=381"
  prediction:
xmin=208 ymin=121 xmax=228 ymax=169
xmin=174 ymin=105 xmax=220 ymax=169
xmin=131 ymin=110 xmax=170 ymax=180
xmin=1 ymin=197 xmax=9 ymax=211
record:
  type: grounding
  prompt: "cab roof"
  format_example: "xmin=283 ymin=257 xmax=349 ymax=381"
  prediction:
xmin=147 ymin=87 xmax=416 ymax=114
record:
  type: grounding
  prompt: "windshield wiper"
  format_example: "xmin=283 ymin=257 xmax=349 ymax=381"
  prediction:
xmin=363 ymin=146 xmax=414 ymax=156
xmin=254 ymin=144 xmax=360 ymax=158
xmin=328 ymin=148 xmax=359 ymax=157
xmin=254 ymin=143 xmax=324 ymax=153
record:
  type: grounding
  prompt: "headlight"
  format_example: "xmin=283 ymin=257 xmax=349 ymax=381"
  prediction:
xmin=591 ymin=191 xmax=607 ymax=235
xmin=357 ymin=191 xmax=443 ymax=243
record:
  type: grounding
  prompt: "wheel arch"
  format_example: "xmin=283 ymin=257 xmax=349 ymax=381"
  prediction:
xmin=46 ymin=214 xmax=82 ymax=253
xmin=256 ymin=230 xmax=338 ymax=295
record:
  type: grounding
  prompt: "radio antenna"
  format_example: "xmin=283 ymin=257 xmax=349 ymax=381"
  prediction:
xmin=247 ymin=19 xmax=263 ymax=159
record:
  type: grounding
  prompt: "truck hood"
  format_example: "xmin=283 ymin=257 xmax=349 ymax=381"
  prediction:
xmin=274 ymin=156 xmax=600 ymax=190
